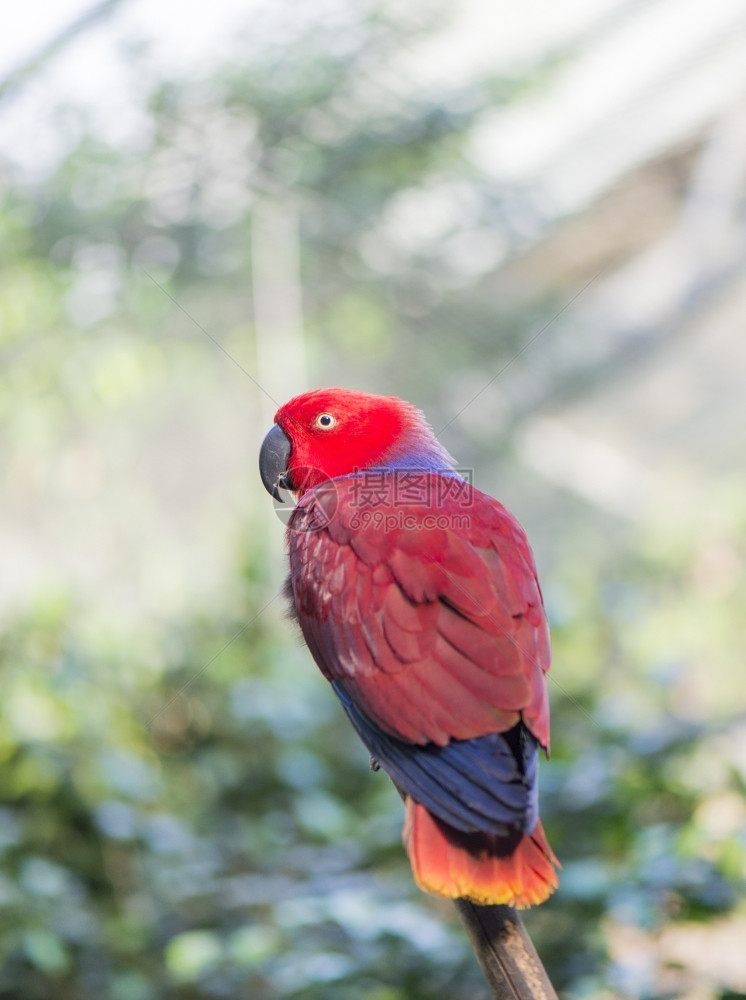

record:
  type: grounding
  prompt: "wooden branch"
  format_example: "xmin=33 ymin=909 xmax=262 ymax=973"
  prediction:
xmin=390 ymin=783 xmax=556 ymax=998
xmin=453 ymin=900 xmax=558 ymax=1000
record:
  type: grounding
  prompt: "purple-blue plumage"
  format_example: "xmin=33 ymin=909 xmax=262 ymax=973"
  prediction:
xmin=332 ymin=680 xmax=538 ymax=835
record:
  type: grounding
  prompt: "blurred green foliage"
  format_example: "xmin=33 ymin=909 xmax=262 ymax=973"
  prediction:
xmin=2 ymin=503 xmax=745 ymax=999
xmin=1 ymin=3 xmax=745 ymax=998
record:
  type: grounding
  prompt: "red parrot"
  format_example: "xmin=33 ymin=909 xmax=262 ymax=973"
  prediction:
xmin=259 ymin=387 xmax=559 ymax=907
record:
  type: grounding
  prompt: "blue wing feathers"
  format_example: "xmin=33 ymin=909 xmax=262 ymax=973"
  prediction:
xmin=332 ymin=680 xmax=538 ymax=836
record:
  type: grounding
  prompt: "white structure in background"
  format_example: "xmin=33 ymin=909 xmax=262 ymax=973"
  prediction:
xmin=468 ymin=0 xmax=746 ymax=214
xmin=511 ymin=94 xmax=746 ymax=520
xmin=1 ymin=0 xmax=745 ymax=615
xmin=251 ymin=199 xmax=308 ymax=429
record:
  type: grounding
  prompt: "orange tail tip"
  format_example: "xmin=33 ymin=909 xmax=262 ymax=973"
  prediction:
xmin=403 ymin=799 xmax=560 ymax=908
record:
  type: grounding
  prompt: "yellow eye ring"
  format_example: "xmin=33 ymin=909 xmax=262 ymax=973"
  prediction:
xmin=315 ymin=413 xmax=337 ymax=430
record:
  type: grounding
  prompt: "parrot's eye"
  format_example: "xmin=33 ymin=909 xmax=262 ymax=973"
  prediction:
xmin=315 ymin=413 xmax=336 ymax=430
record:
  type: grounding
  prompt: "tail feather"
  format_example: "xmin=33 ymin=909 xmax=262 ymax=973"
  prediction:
xmin=403 ymin=798 xmax=559 ymax=908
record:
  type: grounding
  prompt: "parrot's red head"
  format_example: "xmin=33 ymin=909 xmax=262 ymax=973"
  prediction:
xmin=259 ymin=387 xmax=455 ymax=497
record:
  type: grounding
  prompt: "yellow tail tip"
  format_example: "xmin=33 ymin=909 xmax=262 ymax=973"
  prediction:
xmin=403 ymin=799 xmax=560 ymax=908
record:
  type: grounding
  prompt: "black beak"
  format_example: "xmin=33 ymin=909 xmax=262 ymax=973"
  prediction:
xmin=259 ymin=424 xmax=293 ymax=502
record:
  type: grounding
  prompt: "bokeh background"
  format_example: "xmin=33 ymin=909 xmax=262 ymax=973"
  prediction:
xmin=1 ymin=1 xmax=746 ymax=997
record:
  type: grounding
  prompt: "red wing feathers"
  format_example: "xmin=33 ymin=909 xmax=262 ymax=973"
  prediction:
xmin=287 ymin=474 xmax=550 ymax=749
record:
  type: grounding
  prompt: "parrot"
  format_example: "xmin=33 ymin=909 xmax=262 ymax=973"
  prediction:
xmin=259 ymin=387 xmax=559 ymax=907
